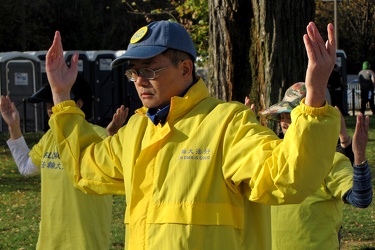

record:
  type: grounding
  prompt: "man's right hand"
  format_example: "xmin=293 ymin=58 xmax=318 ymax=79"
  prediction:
xmin=46 ymin=31 xmax=79 ymax=105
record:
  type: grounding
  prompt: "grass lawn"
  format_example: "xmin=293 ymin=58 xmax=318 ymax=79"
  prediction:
xmin=0 ymin=114 xmax=374 ymax=249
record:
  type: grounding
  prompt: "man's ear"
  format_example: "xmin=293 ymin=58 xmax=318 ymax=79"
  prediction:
xmin=76 ymin=99 xmax=84 ymax=109
xmin=181 ymin=59 xmax=193 ymax=78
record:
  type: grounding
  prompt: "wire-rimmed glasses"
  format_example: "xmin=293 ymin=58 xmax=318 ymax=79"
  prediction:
xmin=125 ymin=60 xmax=180 ymax=82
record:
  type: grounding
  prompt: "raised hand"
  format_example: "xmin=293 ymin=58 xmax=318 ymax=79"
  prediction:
xmin=46 ymin=31 xmax=79 ymax=105
xmin=0 ymin=96 xmax=20 ymax=127
xmin=244 ymin=96 xmax=256 ymax=113
xmin=0 ymin=95 xmax=22 ymax=139
xmin=303 ymin=22 xmax=336 ymax=107
xmin=352 ymin=113 xmax=369 ymax=165
xmin=106 ymin=105 xmax=129 ymax=136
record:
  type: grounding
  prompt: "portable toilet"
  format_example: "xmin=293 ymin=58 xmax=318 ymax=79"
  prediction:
xmin=0 ymin=52 xmax=43 ymax=132
xmin=87 ymin=50 xmax=122 ymax=127
xmin=25 ymin=51 xmax=48 ymax=85
xmin=24 ymin=51 xmax=49 ymax=131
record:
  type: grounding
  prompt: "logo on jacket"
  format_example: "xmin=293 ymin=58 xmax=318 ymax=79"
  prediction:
xmin=178 ymin=148 xmax=211 ymax=161
xmin=41 ymin=151 xmax=63 ymax=170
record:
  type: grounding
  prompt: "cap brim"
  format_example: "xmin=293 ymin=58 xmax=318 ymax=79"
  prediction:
xmin=28 ymin=85 xmax=53 ymax=103
xmin=259 ymin=101 xmax=295 ymax=121
xmin=111 ymin=46 xmax=168 ymax=68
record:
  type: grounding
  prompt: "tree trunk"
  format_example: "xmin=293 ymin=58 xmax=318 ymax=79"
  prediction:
xmin=208 ymin=0 xmax=315 ymax=124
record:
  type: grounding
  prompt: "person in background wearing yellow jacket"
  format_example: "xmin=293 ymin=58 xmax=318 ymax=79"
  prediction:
xmin=45 ymin=20 xmax=339 ymax=249
xmin=250 ymin=82 xmax=372 ymax=249
xmin=0 ymin=75 xmax=127 ymax=249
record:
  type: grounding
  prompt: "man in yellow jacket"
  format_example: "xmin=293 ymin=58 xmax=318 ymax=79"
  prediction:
xmin=45 ymin=21 xmax=339 ymax=249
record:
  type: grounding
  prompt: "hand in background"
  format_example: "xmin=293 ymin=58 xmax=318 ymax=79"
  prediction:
xmin=106 ymin=105 xmax=129 ymax=136
xmin=0 ymin=95 xmax=22 ymax=140
xmin=244 ymin=96 xmax=255 ymax=113
xmin=352 ymin=113 xmax=369 ymax=165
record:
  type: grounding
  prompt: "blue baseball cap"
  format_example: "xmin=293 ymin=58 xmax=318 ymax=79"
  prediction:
xmin=111 ymin=21 xmax=197 ymax=68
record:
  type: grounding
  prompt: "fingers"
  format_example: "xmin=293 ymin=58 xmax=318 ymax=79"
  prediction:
xmin=250 ymin=104 xmax=255 ymax=112
xmin=326 ymin=23 xmax=336 ymax=57
xmin=305 ymin=22 xmax=323 ymax=62
xmin=0 ymin=96 xmax=6 ymax=113
xmin=69 ymin=53 xmax=79 ymax=75
xmin=46 ymin=31 xmax=78 ymax=104
xmin=353 ymin=113 xmax=368 ymax=164
xmin=244 ymin=96 xmax=250 ymax=107
xmin=355 ymin=113 xmax=369 ymax=140
xmin=244 ymin=96 xmax=256 ymax=113
xmin=54 ymin=31 xmax=63 ymax=53
xmin=303 ymin=22 xmax=337 ymax=107
xmin=355 ymin=113 xmax=362 ymax=134
xmin=305 ymin=22 xmax=336 ymax=66
xmin=123 ymin=107 xmax=129 ymax=120
xmin=0 ymin=96 xmax=11 ymax=113
xmin=361 ymin=114 xmax=370 ymax=136
xmin=112 ymin=106 xmax=128 ymax=126
xmin=46 ymin=31 xmax=63 ymax=70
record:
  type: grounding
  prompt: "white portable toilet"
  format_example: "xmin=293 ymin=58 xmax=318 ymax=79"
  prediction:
xmin=24 ymin=51 xmax=49 ymax=131
xmin=0 ymin=52 xmax=43 ymax=132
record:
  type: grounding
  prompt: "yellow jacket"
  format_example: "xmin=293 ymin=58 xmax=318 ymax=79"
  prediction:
xmin=271 ymin=152 xmax=353 ymax=249
xmin=50 ymin=78 xmax=340 ymax=249
xmin=29 ymin=126 xmax=112 ymax=250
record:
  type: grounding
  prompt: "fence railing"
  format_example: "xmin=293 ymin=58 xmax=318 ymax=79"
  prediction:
xmin=346 ymin=83 xmax=375 ymax=114
xmin=346 ymin=83 xmax=361 ymax=111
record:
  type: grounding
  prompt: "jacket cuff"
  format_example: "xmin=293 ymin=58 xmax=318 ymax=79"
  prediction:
xmin=52 ymin=100 xmax=76 ymax=114
xmin=300 ymin=98 xmax=329 ymax=116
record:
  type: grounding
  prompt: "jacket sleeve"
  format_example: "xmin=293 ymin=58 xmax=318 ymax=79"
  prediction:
xmin=223 ymin=99 xmax=340 ymax=205
xmin=324 ymin=152 xmax=353 ymax=201
xmin=343 ymin=162 xmax=373 ymax=208
xmin=49 ymin=100 xmax=125 ymax=195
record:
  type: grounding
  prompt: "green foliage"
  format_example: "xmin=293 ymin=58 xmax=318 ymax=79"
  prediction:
xmin=170 ymin=0 xmax=209 ymax=66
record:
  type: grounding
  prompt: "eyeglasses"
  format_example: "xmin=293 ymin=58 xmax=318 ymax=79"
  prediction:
xmin=125 ymin=60 xmax=180 ymax=82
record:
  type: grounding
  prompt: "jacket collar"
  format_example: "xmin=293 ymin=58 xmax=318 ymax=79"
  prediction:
xmin=136 ymin=78 xmax=210 ymax=125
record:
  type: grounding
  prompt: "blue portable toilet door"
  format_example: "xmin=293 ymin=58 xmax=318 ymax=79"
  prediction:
xmin=6 ymin=60 xmax=41 ymax=132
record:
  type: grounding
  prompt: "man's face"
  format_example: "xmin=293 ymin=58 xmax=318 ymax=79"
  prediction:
xmin=280 ymin=112 xmax=291 ymax=135
xmin=128 ymin=54 xmax=186 ymax=109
